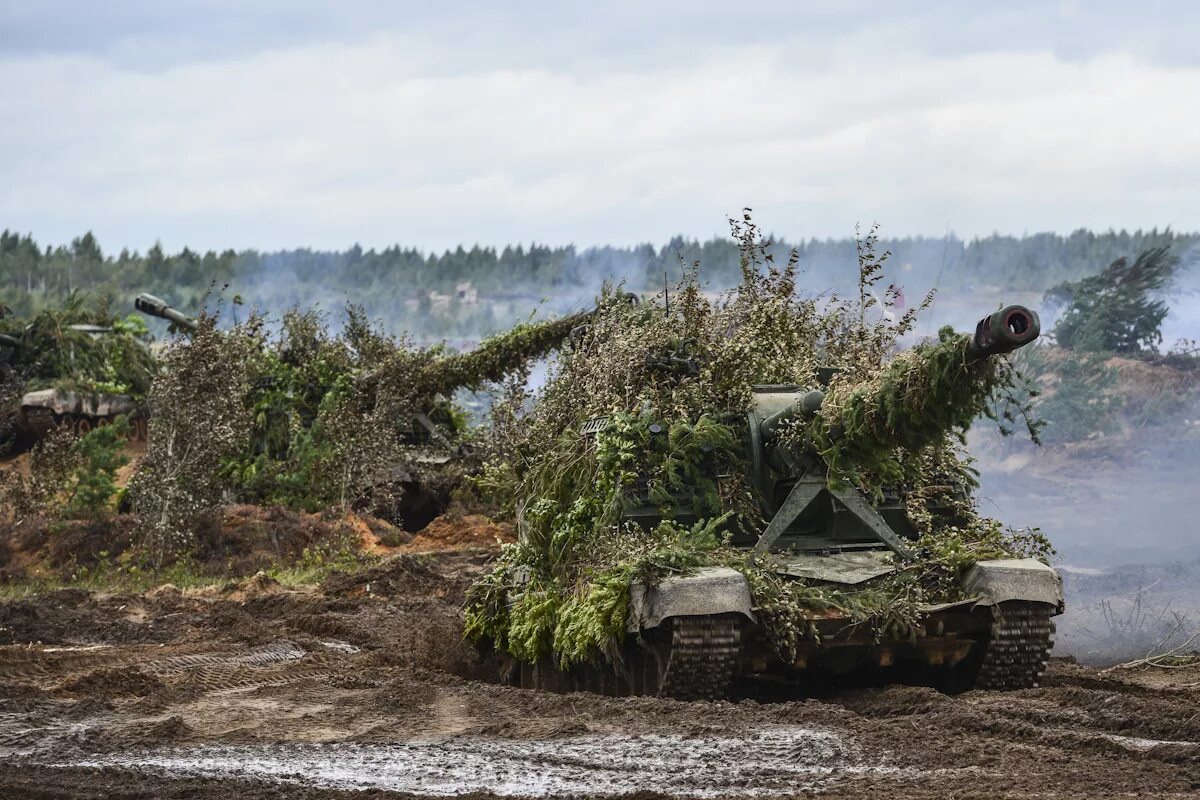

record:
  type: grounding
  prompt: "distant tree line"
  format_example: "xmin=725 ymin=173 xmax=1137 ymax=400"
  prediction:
xmin=2 ymin=227 xmax=1195 ymax=338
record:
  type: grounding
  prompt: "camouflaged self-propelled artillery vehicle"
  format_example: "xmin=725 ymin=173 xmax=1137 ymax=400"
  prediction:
xmin=1 ymin=320 xmax=151 ymax=444
xmin=511 ymin=305 xmax=1062 ymax=699
xmin=135 ymin=290 xmax=626 ymax=530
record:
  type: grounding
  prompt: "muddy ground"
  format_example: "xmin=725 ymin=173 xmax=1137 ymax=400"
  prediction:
xmin=0 ymin=541 xmax=1198 ymax=799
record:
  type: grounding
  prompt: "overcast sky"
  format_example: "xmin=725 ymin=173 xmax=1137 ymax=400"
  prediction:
xmin=1 ymin=1 xmax=1197 ymax=253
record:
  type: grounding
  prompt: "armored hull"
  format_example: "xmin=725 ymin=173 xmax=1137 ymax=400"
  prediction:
xmin=17 ymin=388 xmax=148 ymax=440
xmin=510 ymin=500 xmax=1061 ymax=698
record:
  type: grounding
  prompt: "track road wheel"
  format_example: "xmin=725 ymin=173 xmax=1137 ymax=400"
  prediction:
xmin=657 ymin=614 xmax=742 ymax=701
xmin=974 ymin=601 xmax=1055 ymax=690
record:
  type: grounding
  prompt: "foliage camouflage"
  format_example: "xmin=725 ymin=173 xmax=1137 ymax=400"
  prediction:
xmin=128 ymin=314 xmax=259 ymax=563
xmin=465 ymin=215 xmax=1051 ymax=668
xmin=0 ymin=419 xmax=130 ymax=522
xmin=129 ymin=301 xmax=592 ymax=551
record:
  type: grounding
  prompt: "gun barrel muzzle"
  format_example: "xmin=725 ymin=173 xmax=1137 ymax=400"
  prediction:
xmin=967 ymin=305 xmax=1041 ymax=360
xmin=135 ymin=293 xmax=198 ymax=333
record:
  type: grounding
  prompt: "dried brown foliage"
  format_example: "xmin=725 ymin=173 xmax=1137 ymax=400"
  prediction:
xmin=128 ymin=315 xmax=258 ymax=563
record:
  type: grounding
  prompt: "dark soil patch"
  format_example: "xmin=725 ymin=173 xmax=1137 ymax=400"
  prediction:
xmin=59 ymin=667 xmax=165 ymax=698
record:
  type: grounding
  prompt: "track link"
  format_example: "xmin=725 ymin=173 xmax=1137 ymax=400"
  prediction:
xmin=658 ymin=615 xmax=741 ymax=701
xmin=974 ymin=601 xmax=1055 ymax=690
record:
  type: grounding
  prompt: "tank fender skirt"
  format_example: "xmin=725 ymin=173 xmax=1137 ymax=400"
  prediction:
xmin=962 ymin=558 xmax=1065 ymax=614
xmin=628 ymin=567 xmax=755 ymax=631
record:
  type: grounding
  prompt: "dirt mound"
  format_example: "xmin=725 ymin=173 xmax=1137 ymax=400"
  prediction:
xmin=0 ymin=589 xmax=185 ymax=646
xmin=59 ymin=667 xmax=165 ymax=698
xmin=1106 ymin=353 xmax=1200 ymax=397
xmin=0 ymin=515 xmax=138 ymax=580
xmin=0 ymin=504 xmax=397 ymax=582
xmin=320 ymin=552 xmax=475 ymax=602
xmin=189 ymin=505 xmax=359 ymax=575
xmin=353 ymin=512 xmax=515 ymax=555
xmin=398 ymin=514 xmax=515 ymax=551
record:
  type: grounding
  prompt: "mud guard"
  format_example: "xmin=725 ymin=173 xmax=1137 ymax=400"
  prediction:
xmin=627 ymin=567 xmax=755 ymax=631
xmin=963 ymin=558 xmax=1064 ymax=612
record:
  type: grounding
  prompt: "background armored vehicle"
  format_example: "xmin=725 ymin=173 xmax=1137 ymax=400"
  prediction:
xmin=1 ymin=307 xmax=153 ymax=449
xmin=480 ymin=304 xmax=1062 ymax=700
xmin=136 ymin=290 xmax=619 ymax=530
xmin=353 ymin=296 xmax=631 ymax=529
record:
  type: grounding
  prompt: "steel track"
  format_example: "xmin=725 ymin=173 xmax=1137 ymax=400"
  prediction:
xmin=974 ymin=601 xmax=1056 ymax=690
xmin=658 ymin=615 xmax=742 ymax=700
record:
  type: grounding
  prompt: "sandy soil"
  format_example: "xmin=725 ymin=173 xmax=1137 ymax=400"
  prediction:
xmin=0 ymin=543 xmax=1197 ymax=799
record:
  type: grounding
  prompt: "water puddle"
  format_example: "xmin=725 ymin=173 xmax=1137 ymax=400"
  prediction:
xmin=51 ymin=727 xmax=911 ymax=796
xmin=1098 ymin=732 xmax=1199 ymax=751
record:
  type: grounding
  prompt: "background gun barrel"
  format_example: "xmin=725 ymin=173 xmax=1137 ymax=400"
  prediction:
xmin=758 ymin=389 xmax=825 ymax=440
xmin=135 ymin=293 xmax=198 ymax=333
xmin=966 ymin=305 xmax=1040 ymax=360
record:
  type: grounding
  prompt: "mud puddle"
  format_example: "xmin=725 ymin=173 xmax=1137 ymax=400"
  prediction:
xmin=49 ymin=727 xmax=924 ymax=796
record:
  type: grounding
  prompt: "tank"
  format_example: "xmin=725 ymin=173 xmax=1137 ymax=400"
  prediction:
xmin=1 ymin=314 xmax=152 ymax=446
xmin=486 ymin=305 xmax=1062 ymax=699
xmin=134 ymin=290 xmax=617 ymax=530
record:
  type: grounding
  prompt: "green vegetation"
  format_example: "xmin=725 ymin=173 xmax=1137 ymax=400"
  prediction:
xmin=0 ymin=294 xmax=155 ymax=397
xmin=1 ymin=418 xmax=132 ymax=521
xmin=1050 ymin=247 xmax=1178 ymax=353
xmin=993 ymin=246 xmax=1200 ymax=446
xmin=65 ymin=417 xmax=130 ymax=519
xmin=127 ymin=299 xmax=586 ymax=557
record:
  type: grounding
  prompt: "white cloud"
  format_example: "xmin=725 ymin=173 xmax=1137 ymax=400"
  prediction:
xmin=1 ymin=27 xmax=1197 ymax=252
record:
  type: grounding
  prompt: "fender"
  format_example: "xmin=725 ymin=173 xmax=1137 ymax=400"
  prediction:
xmin=963 ymin=558 xmax=1064 ymax=612
xmin=628 ymin=566 xmax=755 ymax=631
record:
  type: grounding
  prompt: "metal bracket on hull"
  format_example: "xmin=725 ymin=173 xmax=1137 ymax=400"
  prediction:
xmin=750 ymin=478 xmax=915 ymax=563
xmin=827 ymin=486 xmax=915 ymax=561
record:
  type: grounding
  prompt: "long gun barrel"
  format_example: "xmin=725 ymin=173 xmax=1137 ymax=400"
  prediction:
xmin=760 ymin=305 xmax=1042 ymax=453
xmin=758 ymin=389 xmax=825 ymax=440
xmin=418 ymin=308 xmax=595 ymax=396
xmin=413 ymin=294 xmax=638 ymax=397
xmin=135 ymin=293 xmax=198 ymax=333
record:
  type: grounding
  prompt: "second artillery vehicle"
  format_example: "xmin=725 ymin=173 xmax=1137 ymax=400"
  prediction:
xmin=1 ymin=312 xmax=152 ymax=447
xmin=136 ymin=291 xmax=626 ymax=530
xmin=503 ymin=305 xmax=1062 ymax=699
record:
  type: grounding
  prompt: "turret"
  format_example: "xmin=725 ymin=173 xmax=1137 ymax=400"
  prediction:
xmin=135 ymin=293 xmax=198 ymax=334
xmin=758 ymin=305 xmax=1042 ymax=447
xmin=747 ymin=304 xmax=1044 ymax=561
